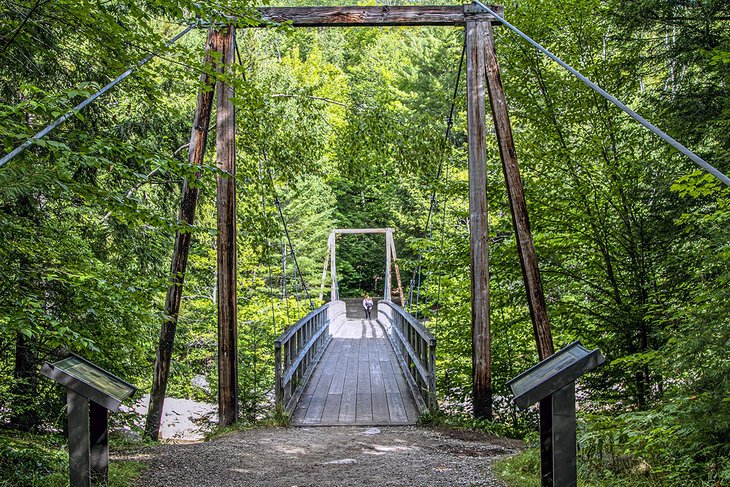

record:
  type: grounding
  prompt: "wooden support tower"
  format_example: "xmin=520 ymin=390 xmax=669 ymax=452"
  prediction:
xmin=159 ymin=3 xmax=554 ymax=431
xmin=465 ymin=11 xmax=493 ymax=420
xmin=483 ymin=23 xmax=554 ymax=360
xmin=321 ymin=228 xmax=404 ymax=303
xmin=386 ymin=228 xmax=405 ymax=306
xmin=214 ymin=25 xmax=238 ymax=427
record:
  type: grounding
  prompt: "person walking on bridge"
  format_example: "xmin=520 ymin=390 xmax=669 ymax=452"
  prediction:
xmin=363 ymin=294 xmax=373 ymax=320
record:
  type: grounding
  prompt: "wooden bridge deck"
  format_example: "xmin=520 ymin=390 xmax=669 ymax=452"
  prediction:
xmin=291 ymin=317 xmax=420 ymax=426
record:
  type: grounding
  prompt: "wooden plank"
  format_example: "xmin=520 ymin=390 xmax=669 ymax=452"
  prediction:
xmin=371 ymin=393 xmax=390 ymax=423
xmin=303 ymin=392 xmax=328 ymax=423
xmin=328 ymin=340 xmax=350 ymax=394
xmin=338 ymin=337 xmax=359 ymax=422
xmin=356 ymin=393 xmax=373 ymax=423
xmin=368 ymin=335 xmax=380 ymax=363
xmin=386 ymin=392 xmax=409 ymax=423
xmin=403 ymin=391 xmax=420 ymax=422
xmin=321 ymin=393 xmax=343 ymax=423
xmin=215 ymin=24 xmax=238 ymax=427
xmin=292 ymin=335 xmax=339 ymax=423
xmin=392 ymin=362 xmax=412 ymax=397
xmin=380 ymin=352 xmax=401 ymax=394
xmin=338 ymin=388 xmax=357 ymax=422
xmin=357 ymin=343 xmax=371 ymax=394
xmin=377 ymin=337 xmax=391 ymax=362
xmin=291 ymin=393 xmax=313 ymax=423
xmin=253 ymin=6 xmax=504 ymax=27
xmin=145 ymin=28 xmax=216 ymax=440
xmin=483 ymin=23 xmax=554 ymax=361
xmin=306 ymin=338 xmax=339 ymax=396
xmin=466 ymin=17 xmax=492 ymax=421
xmin=369 ymin=358 xmax=385 ymax=395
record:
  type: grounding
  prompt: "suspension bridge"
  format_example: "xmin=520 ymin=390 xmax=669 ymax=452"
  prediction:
xmin=275 ymin=229 xmax=435 ymax=425
xmin=2 ymin=2 xmax=728 ymax=440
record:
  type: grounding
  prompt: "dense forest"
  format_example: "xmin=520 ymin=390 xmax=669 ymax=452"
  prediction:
xmin=1 ymin=0 xmax=728 ymax=485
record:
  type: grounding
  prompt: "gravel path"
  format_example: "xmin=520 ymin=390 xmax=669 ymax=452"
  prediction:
xmin=132 ymin=426 xmax=521 ymax=487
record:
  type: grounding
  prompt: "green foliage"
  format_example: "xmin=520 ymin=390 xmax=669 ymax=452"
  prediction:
xmin=494 ymin=448 xmax=541 ymax=487
xmin=1 ymin=0 xmax=728 ymax=483
xmin=0 ymin=431 xmax=145 ymax=487
xmin=417 ymin=410 xmax=521 ymax=439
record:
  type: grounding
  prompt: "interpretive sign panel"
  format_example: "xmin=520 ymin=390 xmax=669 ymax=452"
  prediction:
xmin=42 ymin=354 xmax=137 ymax=487
xmin=507 ymin=341 xmax=604 ymax=409
xmin=509 ymin=341 xmax=605 ymax=487
xmin=41 ymin=354 xmax=136 ymax=412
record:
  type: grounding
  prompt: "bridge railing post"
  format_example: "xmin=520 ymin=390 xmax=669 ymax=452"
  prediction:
xmin=427 ymin=338 xmax=437 ymax=411
xmin=274 ymin=301 xmax=342 ymax=415
xmin=377 ymin=300 xmax=438 ymax=414
xmin=274 ymin=340 xmax=283 ymax=412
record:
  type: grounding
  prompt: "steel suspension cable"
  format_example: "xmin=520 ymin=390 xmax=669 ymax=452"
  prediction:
xmin=472 ymin=0 xmax=730 ymax=187
xmin=409 ymin=38 xmax=466 ymax=318
xmin=423 ymin=38 xmax=467 ymax=235
xmin=0 ymin=23 xmax=197 ymax=168
xmin=257 ymin=160 xmax=279 ymax=335
xmin=266 ymin=166 xmax=315 ymax=311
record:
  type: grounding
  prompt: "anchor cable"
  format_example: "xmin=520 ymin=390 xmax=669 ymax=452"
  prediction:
xmin=0 ymin=24 xmax=196 ymax=168
xmin=471 ymin=0 xmax=730 ymax=187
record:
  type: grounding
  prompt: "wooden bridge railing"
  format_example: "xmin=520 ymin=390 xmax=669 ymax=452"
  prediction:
xmin=377 ymin=300 xmax=437 ymax=412
xmin=274 ymin=300 xmax=346 ymax=414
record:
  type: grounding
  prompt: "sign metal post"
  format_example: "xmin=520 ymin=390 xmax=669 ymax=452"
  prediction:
xmin=508 ymin=341 xmax=604 ymax=487
xmin=41 ymin=354 xmax=136 ymax=487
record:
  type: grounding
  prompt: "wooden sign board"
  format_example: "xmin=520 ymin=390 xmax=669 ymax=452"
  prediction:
xmin=508 ymin=341 xmax=604 ymax=410
xmin=508 ymin=342 xmax=605 ymax=487
xmin=41 ymin=354 xmax=136 ymax=412
xmin=42 ymin=354 xmax=136 ymax=487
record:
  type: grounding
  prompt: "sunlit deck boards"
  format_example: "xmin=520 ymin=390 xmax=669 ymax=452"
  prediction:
xmin=291 ymin=318 xmax=419 ymax=426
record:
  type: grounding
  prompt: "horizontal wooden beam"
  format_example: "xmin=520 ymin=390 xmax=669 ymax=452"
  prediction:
xmin=333 ymin=228 xmax=392 ymax=234
xmin=248 ymin=5 xmax=505 ymax=28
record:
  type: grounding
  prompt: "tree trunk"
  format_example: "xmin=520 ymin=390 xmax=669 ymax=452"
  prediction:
xmin=10 ymin=195 xmax=40 ymax=431
xmin=11 ymin=332 xmax=39 ymax=430
xmin=144 ymin=29 xmax=217 ymax=440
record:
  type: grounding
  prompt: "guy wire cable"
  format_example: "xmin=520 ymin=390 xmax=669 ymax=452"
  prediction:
xmin=471 ymin=0 xmax=730 ymax=187
xmin=0 ymin=23 xmax=197 ymax=168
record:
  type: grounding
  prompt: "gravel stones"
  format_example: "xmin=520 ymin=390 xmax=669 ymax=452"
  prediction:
xmin=132 ymin=426 xmax=521 ymax=487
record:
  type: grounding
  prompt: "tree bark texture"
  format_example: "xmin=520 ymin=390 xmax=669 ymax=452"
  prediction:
xmin=215 ymin=24 xmax=238 ymax=427
xmin=484 ymin=24 xmax=555 ymax=360
xmin=144 ymin=28 xmax=217 ymax=440
xmin=466 ymin=18 xmax=492 ymax=420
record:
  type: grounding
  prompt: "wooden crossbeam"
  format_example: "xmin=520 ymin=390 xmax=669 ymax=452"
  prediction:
xmin=333 ymin=228 xmax=391 ymax=234
xmin=249 ymin=6 xmax=504 ymax=27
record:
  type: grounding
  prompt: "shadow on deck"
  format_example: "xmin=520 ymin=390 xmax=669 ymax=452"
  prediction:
xmin=291 ymin=317 xmax=419 ymax=425
xmin=275 ymin=299 xmax=436 ymax=427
